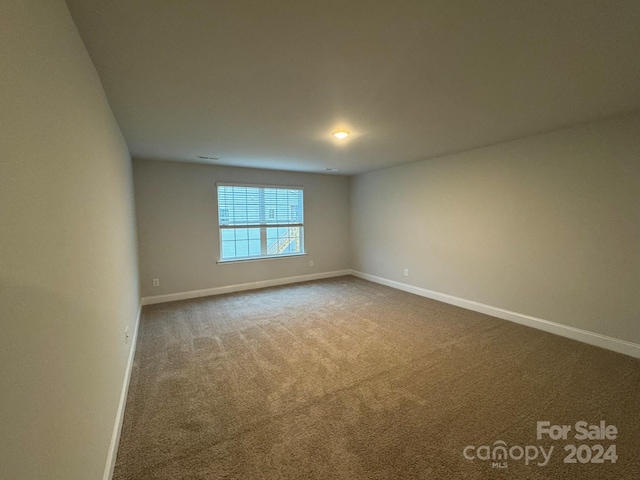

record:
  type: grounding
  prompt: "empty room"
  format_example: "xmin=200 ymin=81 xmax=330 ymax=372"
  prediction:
xmin=2 ymin=0 xmax=639 ymax=479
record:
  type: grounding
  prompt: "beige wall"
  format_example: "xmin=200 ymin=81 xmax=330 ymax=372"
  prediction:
xmin=351 ymin=115 xmax=640 ymax=344
xmin=134 ymin=159 xmax=350 ymax=298
xmin=0 ymin=1 xmax=139 ymax=479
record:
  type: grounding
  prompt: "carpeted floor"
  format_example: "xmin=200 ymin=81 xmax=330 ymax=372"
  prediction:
xmin=114 ymin=276 xmax=640 ymax=479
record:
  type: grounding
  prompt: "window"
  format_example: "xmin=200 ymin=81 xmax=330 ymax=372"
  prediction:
xmin=217 ymin=184 xmax=304 ymax=261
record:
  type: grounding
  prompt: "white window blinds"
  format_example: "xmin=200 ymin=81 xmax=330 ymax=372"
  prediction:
xmin=217 ymin=184 xmax=304 ymax=261
xmin=217 ymin=185 xmax=304 ymax=227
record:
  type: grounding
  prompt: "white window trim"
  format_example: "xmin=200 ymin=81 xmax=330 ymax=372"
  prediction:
xmin=216 ymin=182 xmax=305 ymax=262
xmin=216 ymin=252 xmax=307 ymax=265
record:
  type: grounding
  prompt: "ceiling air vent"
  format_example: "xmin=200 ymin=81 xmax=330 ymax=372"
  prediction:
xmin=196 ymin=155 xmax=219 ymax=160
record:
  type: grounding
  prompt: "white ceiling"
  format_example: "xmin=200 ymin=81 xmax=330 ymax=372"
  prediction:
xmin=66 ymin=0 xmax=640 ymax=175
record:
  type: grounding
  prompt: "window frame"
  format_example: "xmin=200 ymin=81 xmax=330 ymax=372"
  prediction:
xmin=216 ymin=182 xmax=306 ymax=263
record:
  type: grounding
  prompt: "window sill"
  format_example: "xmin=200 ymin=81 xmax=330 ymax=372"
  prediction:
xmin=216 ymin=253 xmax=307 ymax=265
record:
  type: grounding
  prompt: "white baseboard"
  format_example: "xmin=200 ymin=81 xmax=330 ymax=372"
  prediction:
xmin=351 ymin=271 xmax=640 ymax=359
xmin=141 ymin=270 xmax=352 ymax=306
xmin=103 ymin=302 xmax=142 ymax=480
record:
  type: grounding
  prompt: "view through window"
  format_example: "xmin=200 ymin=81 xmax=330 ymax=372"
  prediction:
xmin=217 ymin=184 xmax=304 ymax=261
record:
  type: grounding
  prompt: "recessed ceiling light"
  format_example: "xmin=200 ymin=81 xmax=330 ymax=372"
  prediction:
xmin=332 ymin=131 xmax=350 ymax=139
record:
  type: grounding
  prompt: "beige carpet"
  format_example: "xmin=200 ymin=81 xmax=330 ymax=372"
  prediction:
xmin=114 ymin=276 xmax=640 ymax=479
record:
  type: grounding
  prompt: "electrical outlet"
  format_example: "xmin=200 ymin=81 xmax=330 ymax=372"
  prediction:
xmin=309 ymin=260 xmax=314 ymax=267
xmin=152 ymin=278 xmax=160 ymax=287
xmin=125 ymin=326 xmax=130 ymax=345
xmin=403 ymin=268 xmax=409 ymax=277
